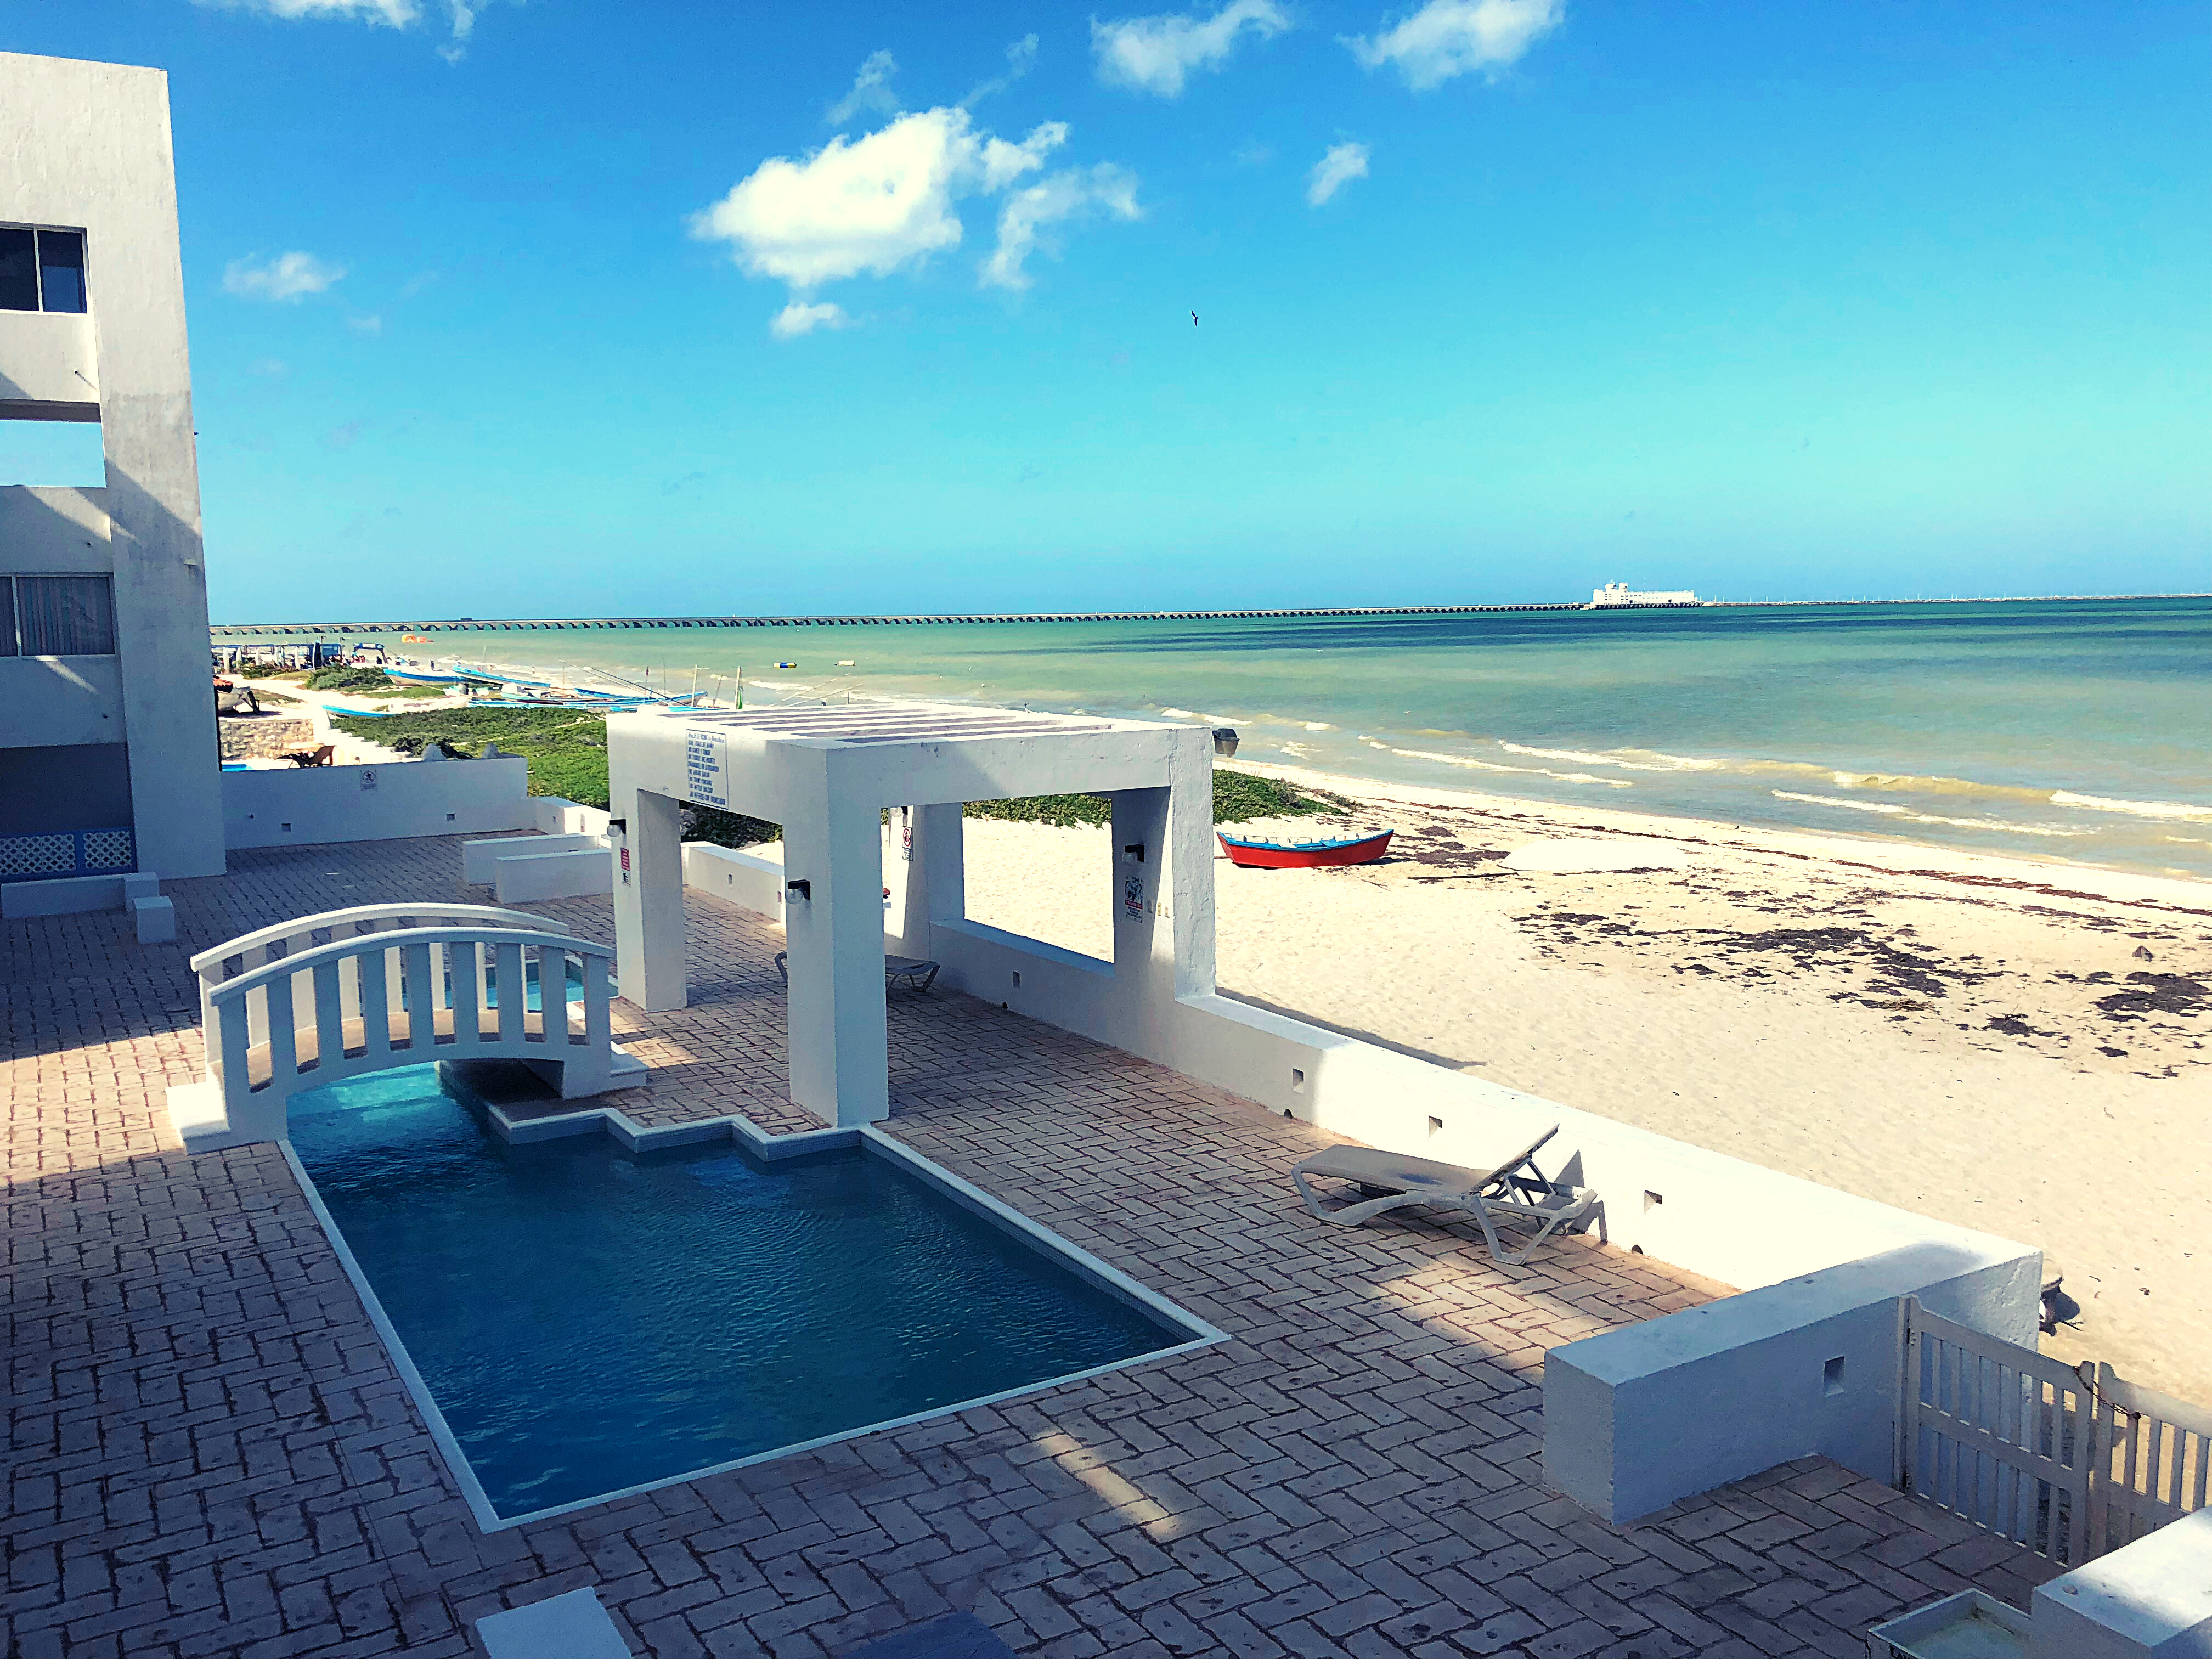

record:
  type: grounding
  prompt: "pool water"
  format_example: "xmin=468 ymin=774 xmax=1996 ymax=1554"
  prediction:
xmin=287 ymin=1067 xmax=1195 ymax=1521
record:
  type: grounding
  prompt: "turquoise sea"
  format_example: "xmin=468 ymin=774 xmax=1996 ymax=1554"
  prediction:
xmin=325 ymin=596 xmax=2210 ymax=879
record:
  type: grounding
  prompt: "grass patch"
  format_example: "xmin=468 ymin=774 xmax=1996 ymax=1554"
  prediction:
xmin=962 ymin=770 xmax=1348 ymax=829
xmin=330 ymin=706 xmax=612 ymax=805
xmin=306 ymin=665 xmax=452 ymax=699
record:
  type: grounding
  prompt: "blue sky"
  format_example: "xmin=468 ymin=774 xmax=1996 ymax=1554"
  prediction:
xmin=5 ymin=1 xmax=2207 ymax=619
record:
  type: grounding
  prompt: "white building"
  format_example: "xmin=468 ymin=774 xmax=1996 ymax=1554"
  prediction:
xmin=0 ymin=52 xmax=225 ymax=895
xmin=1589 ymin=580 xmax=1704 ymax=607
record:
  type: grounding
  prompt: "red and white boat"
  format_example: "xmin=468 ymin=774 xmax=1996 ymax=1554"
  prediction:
xmin=1217 ymin=830 xmax=1393 ymax=870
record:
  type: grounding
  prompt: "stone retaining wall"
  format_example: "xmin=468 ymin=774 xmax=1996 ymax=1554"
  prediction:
xmin=218 ymin=716 xmax=315 ymax=760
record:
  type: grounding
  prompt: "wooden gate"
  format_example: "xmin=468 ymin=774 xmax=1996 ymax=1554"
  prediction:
xmin=1899 ymin=1298 xmax=2210 ymax=1567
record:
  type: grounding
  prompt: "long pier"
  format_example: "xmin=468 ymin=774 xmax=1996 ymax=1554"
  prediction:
xmin=207 ymin=592 xmax=2196 ymax=637
xmin=207 ymin=603 xmax=1599 ymax=636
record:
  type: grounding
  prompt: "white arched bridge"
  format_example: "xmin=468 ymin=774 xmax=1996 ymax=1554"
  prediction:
xmin=166 ymin=903 xmax=646 ymax=1154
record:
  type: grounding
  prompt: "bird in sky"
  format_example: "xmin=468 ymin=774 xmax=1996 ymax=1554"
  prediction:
xmin=1190 ymin=310 xmax=1199 ymax=327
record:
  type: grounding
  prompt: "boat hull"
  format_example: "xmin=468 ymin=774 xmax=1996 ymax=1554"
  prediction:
xmin=1217 ymin=830 xmax=1392 ymax=869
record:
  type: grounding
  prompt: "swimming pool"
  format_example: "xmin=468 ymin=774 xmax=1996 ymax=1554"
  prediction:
xmin=285 ymin=1066 xmax=1215 ymax=1526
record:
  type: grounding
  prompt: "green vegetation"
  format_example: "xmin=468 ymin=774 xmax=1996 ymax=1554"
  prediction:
xmin=684 ymin=805 xmax=782 ymax=847
xmin=322 ymin=704 xmax=1348 ymax=837
xmin=1210 ymin=769 xmax=1351 ymax=823
xmin=304 ymin=665 xmax=450 ymax=699
xmin=329 ymin=706 xmax=612 ymax=805
xmin=232 ymin=660 xmax=293 ymax=679
xmin=962 ymin=770 xmax=1347 ymax=828
xmin=304 ymin=664 xmax=393 ymax=693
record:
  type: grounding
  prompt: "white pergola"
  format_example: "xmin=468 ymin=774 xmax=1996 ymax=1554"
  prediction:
xmin=605 ymin=702 xmax=1217 ymax=1127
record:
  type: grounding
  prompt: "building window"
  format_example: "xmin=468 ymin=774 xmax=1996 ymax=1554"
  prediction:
xmin=0 ymin=227 xmax=89 ymax=314
xmin=0 ymin=575 xmax=116 ymax=656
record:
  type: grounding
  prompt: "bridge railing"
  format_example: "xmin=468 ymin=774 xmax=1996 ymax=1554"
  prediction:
xmin=172 ymin=916 xmax=641 ymax=1152
xmin=190 ymin=902 xmax=571 ymax=1053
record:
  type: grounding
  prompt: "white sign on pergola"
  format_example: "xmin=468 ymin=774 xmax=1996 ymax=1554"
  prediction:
xmin=605 ymin=702 xmax=1216 ymax=1127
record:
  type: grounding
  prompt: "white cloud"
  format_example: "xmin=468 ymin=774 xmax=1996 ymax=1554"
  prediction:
xmin=194 ymin=0 xmax=486 ymax=60
xmin=201 ymin=0 xmax=416 ymax=19
xmin=347 ymin=312 xmax=385 ymax=335
xmin=1092 ymin=0 xmax=1290 ymax=98
xmin=688 ymin=107 xmax=1066 ymax=290
xmin=827 ymin=49 xmax=900 ymax=126
xmin=1306 ymin=141 xmax=1369 ymax=205
xmin=963 ymin=33 xmax=1039 ymax=108
xmin=983 ymin=165 xmax=1141 ymax=291
xmin=770 ymin=301 xmax=851 ymax=340
xmin=222 ymin=251 xmax=347 ymax=302
xmin=1345 ymin=0 xmax=1562 ymax=89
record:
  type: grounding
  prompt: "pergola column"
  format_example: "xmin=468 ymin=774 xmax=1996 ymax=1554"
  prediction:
xmin=781 ymin=756 xmax=890 ymax=1127
xmin=1111 ymin=743 xmax=1216 ymax=999
xmin=608 ymin=781 xmax=686 ymax=1013
xmin=889 ymin=803 xmax=963 ymax=958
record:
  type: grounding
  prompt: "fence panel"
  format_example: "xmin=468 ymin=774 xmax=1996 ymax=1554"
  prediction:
xmin=1900 ymin=1299 xmax=2097 ymax=1567
xmin=2084 ymin=1363 xmax=2212 ymax=1559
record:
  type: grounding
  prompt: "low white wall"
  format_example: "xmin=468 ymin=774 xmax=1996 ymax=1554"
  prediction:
xmin=224 ymin=758 xmax=532 ymax=849
xmin=1 ymin=871 xmax=127 ymax=919
xmin=2030 ymin=1507 xmax=2212 ymax=1658
xmin=929 ymin=918 xmax=2030 ymax=1293
xmin=681 ymin=840 xmax=786 ymax=922
xmin=1544 ymin=1241 xmax=2039 ymax=1524
xmin=495 ymin=847 xmax=613 ymax=904
xmin=532 ymin=797 xmax=611 ymax=836
xmin=463 ymin=832 xmax=601 ymax=886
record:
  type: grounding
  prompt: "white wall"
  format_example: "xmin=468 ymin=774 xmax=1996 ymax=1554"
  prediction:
xmin=0 ymin=656 xmax=125 ymax=746
xmin=925 ymin=917 xmax=2033 ymax=1290
xmin=462 ymin=831 xmax=601 ymax=885
xmin=0 ymin=52 xmax=224 ymax=878
xmin=681 ymin=840 xmax=786 ymax=921
xmin=494 ymin=848 xmax=612 ymax=904
xmin=1544 ymin=1242 xmax=2038 ymax=1523
xmin=224 ymin=758 xmax=533 ymax=849
xmin=2030 ymin=1508 xmax=2212 ymax=1658
xmin=0 ymin=311 xmax=98 ymax=412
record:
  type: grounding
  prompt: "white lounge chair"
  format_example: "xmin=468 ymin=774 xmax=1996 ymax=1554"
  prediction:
xmin=1290 ymin=1125 xmax=1598 ymax=1264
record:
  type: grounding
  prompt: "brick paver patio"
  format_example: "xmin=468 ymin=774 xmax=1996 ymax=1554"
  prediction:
xmin=4 ymin=835 xmax=2057 ymax=1657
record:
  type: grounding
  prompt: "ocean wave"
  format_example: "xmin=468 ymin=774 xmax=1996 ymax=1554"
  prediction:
xmin=1772 ymin=791 xmax=2090 ymax=837
xmin=2050 ymin=791 xmax=2212 ymax=823
xmin=1500 ymin=742 xmax=1714 ymax=774
xmin=1159 ymin=707 xmax=1206 ymax=721
xmin=1392 ymin=747 xmax=1634 ymax=788
xmin=1773 ymin=791 xmax=1909 ymax=816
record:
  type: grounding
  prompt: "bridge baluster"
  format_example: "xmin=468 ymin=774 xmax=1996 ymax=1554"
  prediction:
xmin=583 ymin=952 xmax=610 ymax=1052
xmin=452 ymin=939 xmax=485 ymax=1048
xmin=359 ymin=943 xmax=392 ymax=1064
xmin=265 ymin=974 xmax=298 ymax=1088
xmin=400 ymin=943 xmax=435 ymax=1049
xmin=312 ymin=962 xmax=344 ymax=1070
xmin=495 ymin=941 xmax=524 ymax=1047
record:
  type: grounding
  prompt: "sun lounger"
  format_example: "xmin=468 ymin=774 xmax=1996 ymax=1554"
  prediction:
xmin=1290 ymin=1125 xmax=1598 ymax=1264
xmin=773 ymin=952 xmax=940 ymax=994
xmin=283 ymin=743 xmax=335 ymax=768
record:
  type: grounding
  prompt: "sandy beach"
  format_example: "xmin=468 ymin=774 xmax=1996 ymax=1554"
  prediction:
xmin=957 ymin=764 xmax=2212 ymax=1406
